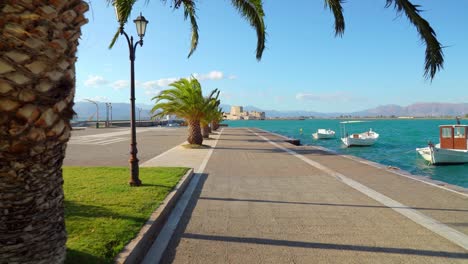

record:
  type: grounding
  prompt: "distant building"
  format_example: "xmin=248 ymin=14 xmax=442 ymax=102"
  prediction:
xmin=224 ymin=106 xmax=265 ymax=120
xmin=230 ymin=106 xmax=243 ymax=116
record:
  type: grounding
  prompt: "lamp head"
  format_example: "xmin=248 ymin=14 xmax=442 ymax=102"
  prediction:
xmin=134 ymin=13 xmax=149 ymax=39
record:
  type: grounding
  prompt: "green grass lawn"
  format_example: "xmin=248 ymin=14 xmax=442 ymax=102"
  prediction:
xmin=63 ymin=166 xmax=188 ymax=264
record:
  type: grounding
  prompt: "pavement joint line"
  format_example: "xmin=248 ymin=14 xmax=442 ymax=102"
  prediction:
xmin=249 ymin=128 xmax=468 ymax=251
xmin=141 ymin=128 xmax=224 ymax=264
xmin=140 ymin=141 xmax=187 ymax=166
xmin=255 ymin=128 xmax=468 ymax=198
xmin=75 ymin=128 xmax=153 ymax=138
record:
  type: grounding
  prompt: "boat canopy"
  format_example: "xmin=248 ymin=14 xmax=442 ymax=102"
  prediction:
xmin=340 ymin=121 xmax=369 ymax=124
xmin=439 ymin=125 xmax=468 ymax=127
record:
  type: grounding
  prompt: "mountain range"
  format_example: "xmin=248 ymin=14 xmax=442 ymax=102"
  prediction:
xmin=223 ymin=103 xmax=468 ymax=118
xmin=73 ymin=101 xmax=468 ymax=120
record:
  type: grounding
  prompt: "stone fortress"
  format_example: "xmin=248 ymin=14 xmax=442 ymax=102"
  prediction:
xmin=223 ymin=106 xmax=266 ymax=120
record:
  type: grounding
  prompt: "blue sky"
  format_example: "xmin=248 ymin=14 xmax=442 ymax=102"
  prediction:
xmin=75 ymin=0 xmax=468 ymax=112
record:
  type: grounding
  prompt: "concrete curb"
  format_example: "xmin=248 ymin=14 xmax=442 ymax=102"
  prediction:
xmin=114 ymin=168 xmax=194 ymax=264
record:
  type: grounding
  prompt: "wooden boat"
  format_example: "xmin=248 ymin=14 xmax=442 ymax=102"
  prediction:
xmin=340 ymin=121 xmax=379 ymax=147
xmin=312 ymin=129 xmax=335 ymax=139
xmin=416 ymin=124 xmax=468 ymax=164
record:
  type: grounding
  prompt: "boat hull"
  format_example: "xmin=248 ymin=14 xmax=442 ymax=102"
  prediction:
xmin=417 ymin=145 xmax=468 ymax=164
xmin=341 ymin=137 xmax=377 ymax=147
xmin=313 ymin=133 xmax=335 ymax=139
xmin=341 ymin=131 xmax=379 ymax=147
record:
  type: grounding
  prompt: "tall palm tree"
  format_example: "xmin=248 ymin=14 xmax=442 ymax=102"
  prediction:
xmin=212 ymin=107 xmax=225 ymax=131
xmin=0 ymin=1 xmax=265 ymax=263
xmin=151 ymin=78 xmax=217 ymax=145
xmin=0 ymin=1 xmax=90 ymax=263
xmin=201 ymin=92 xmax=220 ymax=138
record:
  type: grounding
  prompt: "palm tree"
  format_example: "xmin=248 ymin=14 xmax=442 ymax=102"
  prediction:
xmin=151 ymin=78 xmax=218 ymax=145
xmin=201 ymin=92 xmax=220 ymax=138
xmin=0 ymin=1 xmax=265 ymax=263
xmin=0 ymin=1 xmax=90 ymax=263
xmin=212 ymin=108 xmax=225 ymax=131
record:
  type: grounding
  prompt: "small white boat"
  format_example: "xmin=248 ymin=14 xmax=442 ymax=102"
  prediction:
xmin=341 ymin=129 xmax=379 ymax=147
xmin=340 ymin=121 xmax=379 ymax=147
xmin=313 ymin=129 xmax=335 ymax=139
xmin=416 ymin=124 xmax=468 ymax=164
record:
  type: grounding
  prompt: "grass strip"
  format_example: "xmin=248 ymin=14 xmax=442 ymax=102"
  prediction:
xmin=63 ymin=166 xmax=188 ymax=264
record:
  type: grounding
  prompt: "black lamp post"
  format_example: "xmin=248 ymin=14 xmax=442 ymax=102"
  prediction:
xmin=114 ymin=5 xmax=149 ymax=186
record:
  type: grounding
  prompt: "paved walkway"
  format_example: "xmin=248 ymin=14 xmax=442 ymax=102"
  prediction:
xmin=144 ymin=128 xmax=468 ymax=263
xmin=64 ymin=127 xmax=187 ymax=166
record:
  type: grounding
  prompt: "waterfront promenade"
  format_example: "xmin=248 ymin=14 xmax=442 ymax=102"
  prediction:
xmin=64 ymin=127 xmax=468 ymax=263
xmin=143 ymin=127 xmax=467 ymax=263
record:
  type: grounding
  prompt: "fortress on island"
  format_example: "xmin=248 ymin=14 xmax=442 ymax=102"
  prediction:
xmin=223 ymin=106 xmax=266 ymax=120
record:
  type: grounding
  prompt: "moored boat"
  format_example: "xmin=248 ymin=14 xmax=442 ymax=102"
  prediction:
xmin=312 ymin=129 xmax=335 ymax=139
xmin=340 ymin=121 xmax=379 ymax=147
xmin=416 ymin=124 xmax=468 ymax=164
xmin=341 ymin=129 xmax=379 ymax=147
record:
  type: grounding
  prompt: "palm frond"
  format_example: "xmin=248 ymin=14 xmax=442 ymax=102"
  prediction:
xmin=107 ymin=0 xmax=138 ymax=26
xmin=108 ymin=28 xmax=120 ymax=49
xmin=181 ymin=0 xmax=199 ymax=58
xmin=385 ymin=0 xmax=444 ymax=80
xmin=230 ymin=0 xmax=266 ymax=60
xmin=324 ymin=0 xmax=345 ymax=37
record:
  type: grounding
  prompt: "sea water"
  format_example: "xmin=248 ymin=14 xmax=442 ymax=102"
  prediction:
xmin=224 ymin=119 xmax=468 ymax=188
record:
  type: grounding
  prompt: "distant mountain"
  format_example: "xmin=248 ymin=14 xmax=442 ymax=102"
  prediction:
xmin=353 ymin=103 xmax=468 ymax=117
xmin=73 ymin=101 xmax=153 ymax=121
xmin=74 ymin=102 xmax=468 ymax=120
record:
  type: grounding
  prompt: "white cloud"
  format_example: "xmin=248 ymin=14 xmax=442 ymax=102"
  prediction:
xmin=228 ymin=75 xmax=237 ymax=80
xmin=220 ymin=91 xmax=234 ymax=100
xmin=192 ymin=70 xmax=224 ymax=81
xmin=142 ymin=78 xmax=178 ymax=89
xmin=84 ymin=96 xmax=110 ymax=102
xmin=84 ymin=75 xmax=109 ymax=87
xmin=135 ymin=70 xmax=231 ymax=92
xmin=296 ymin=91 xmax=367 ymax=102
xmin=111 ymin=80 xmax=129 ymax=90
xmin=145 ymin=90 xmax=161 ymax=97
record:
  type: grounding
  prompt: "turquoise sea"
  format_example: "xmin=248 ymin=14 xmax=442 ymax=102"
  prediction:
xmin=224 ymin=119 xmax=468 ymax=188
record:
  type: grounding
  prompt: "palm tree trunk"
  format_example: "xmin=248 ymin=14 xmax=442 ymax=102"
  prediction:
xmin=211 ymin=121 xmax=216 ymax=131
xmin=207 ymin=124 xmax=212 ymax=134
xmin=1 ymin=1 xmax=88 ymax=263
xmin=201 ymin=124 xmax=210 ymax=138
xmin=187 ymin=119 xmax=203 ymax=144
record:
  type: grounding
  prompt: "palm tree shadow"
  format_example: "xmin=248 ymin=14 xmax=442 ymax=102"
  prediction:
xmin=64 ymin=201 xmax=147 ymax=223
xmin=65 ymin=248 xmax=109 ymax=264
xmin=160 ymin=173 xmax=209 ymax=263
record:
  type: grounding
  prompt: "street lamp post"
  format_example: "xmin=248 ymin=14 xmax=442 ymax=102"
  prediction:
xmin=109 ymin=103 xmax=113 ymax=127
xmin=138 ymin=108 xmax=142 ymax=125
xmin=85 ymin=99 xmax=99 ymax=128
xmin=105 ymin=103 xmax=110 ymax=127
xmin=113 ymin=5 xmax=149 ymax=186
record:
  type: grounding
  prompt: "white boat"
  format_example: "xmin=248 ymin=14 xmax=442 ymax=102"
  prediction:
xmin=312 ymin=129 xmax=335 ymax=139
xmin=416 ymin=124 xmax=468 ymax=164
xmin=340 ymin=121 xmax=379 ymax=147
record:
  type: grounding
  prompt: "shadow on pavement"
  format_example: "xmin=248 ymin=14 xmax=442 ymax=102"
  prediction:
xmin=198 ymin=196 xmax=468 ymax=213
xmin=160 ymin=173 xmax=209 ymax=263
xmin=181 ymin=233 xmax=468 ymax=259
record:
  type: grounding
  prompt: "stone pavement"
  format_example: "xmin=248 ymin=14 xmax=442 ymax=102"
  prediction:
xmin=140 ymin=127 xmax=467 ymax=263
xmin=141 ymin=131 xmax=221 ymax=172
xmin=64 ymin=127 xmax=187 ymax=166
